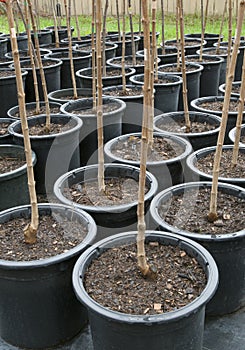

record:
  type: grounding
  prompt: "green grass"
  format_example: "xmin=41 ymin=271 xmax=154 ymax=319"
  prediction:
xmin=0 ymin=11 xmax=242 ymax=43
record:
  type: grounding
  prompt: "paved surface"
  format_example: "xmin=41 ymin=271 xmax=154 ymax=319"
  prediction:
xmin=0 ymin=307 xmax=244 ymax=349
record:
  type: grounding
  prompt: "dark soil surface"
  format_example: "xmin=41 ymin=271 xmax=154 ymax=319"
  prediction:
xmin=158 ymin=187 xmax=245 ymax=234
xmin=0 ymin=122 xmax=11 ymax=135
xmin=0 ymin=213 xmax=88 ymax=261
xmin=27 ymin=122 xmax=74 ymax=136
xmin=111 ymin=57 xmax=144 ymax=66
xmin=69 ymin=101 xmax=120 ymax=115
xmin=110 ymin=135 xmax=184 ymax=162
xmin=53 ymin=94 xmax=91 ymax=100
xmin=21 ymin=59 xmax=59 ymax=68
xmin=167 ymin=40 xmax=201 ymax=47
xmin=185 ymin=57 xmax=220 ymax=63
xmin=50 ymin=51 xmax=85 ymax=59
xmin=154 ymin=76 xmax=179 ymax=84
xmin=12 ymin=105 xmax=61 ymax=118
xmin=65 ymin=177 xmax=146 ymax=206
xmin=103 ymin=86 xmax=142 ymax=97
xmin=156 ymin=119 xmax=219 ymax=133
xmin=195 ymin=148 xmax=245 ymax=178
xmin=84 ymin=241 xmax=206 ymax=315
xmin=0 ymin=156 xmax=25 ymax=174
xmin=0 ymin=70 xmax=16 ymax=78
xmin=198 ymin=100 xmax=244 ymax=112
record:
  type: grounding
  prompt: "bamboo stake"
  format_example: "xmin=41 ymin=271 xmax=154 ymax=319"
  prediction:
xmin=5 ymin=0 xmax=38 ymax=244
xmin=178 ymin=0 xmax=191 ymax=131
xmin=102 ymin=0 xmax=109 ymax=76
xmin=96 ymin=0 xmax=105 ymax=192
xmin=152 ymin=0 xmax=158 ymax=75
xmin=137 ymin=0 xmax=155 ymax=279
xmin=199 ymin=0 xmax=209 ymax=61
xmin=161 ymin=0 xmax=165 ymax=55
xmin=91 ymin=0 xmax=96 ymax=109
xmin=175 ymin=2 xmax=181 ymax=71
xmin=138 ymin=0 xmax=142 ymax=34
xmin=208 ymin=0 xmax=245 ymax=222
xmin=64 ymin=0 xmax=77 ymax=99
xmin=232 ymin=49 xmax=245 ymax=166
xmin=128 ymin=0 xmax=136 ymax=65
xmin=52 ymin=3 xmax=60 ymax=48
xmin=27 ymin=0 xmax=51 ymax=130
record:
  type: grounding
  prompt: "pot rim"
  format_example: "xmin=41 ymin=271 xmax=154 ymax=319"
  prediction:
xmin=72 ymin=230 xmax=218 ymax=324
xmin=0 ymin=202 xmax=97 ymax=268
xmin=228 ymin=123 xmax=245 ymax=145
xmin=129 ymin=72 xmax=183 ymax=86
xmin=153 ymin=111 xmax=221 ymax=137
xmin=150 ymin=181 xmax=245 ymax=241
xmin=76 ymin=66 xmax=136 ymax=80
xmin=8 ymin=113 xmax=83 ymax=140
xmin=157 ymin=62 xmax=204 ymax=75
xmin=53 ymin=163 xmax=158 ymax=212
xmin=190 ymin=95 xmax=244 ymax=115
xmin=186 ymin=145 xmax=245 ymax=181
xmin=104 ymin=132 xmax=192 ymax=165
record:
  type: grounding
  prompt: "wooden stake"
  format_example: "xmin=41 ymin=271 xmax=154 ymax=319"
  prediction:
xmin=91 ymin=0 xmax=96 ymax=109
xmin=128 ymin=0 xmax=136 ymax=65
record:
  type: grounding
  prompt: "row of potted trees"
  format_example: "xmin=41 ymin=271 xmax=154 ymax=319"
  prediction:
xmin=0 ymin=0 xmax=244 ymax=349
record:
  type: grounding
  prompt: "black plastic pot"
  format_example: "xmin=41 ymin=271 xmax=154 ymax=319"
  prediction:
xmin=157 ymin=62 xmax=203 ymax=111
xmin=0 ymin=144 xmax=36 ymax=211
xmin=129 ymin=72 xmax=183 ymax=115
xmin=0 ymin=203 xmax=96 ymax=349
xmin=0 ymin=68 xmax=28 ymax=117
xmin=196 ymin=47 xmax=231 ymax=85
xmin=214 ymin=40 xmax=245 ymax=81
xmin=14 ymin=58 xmax=62 ymax=103
xmin=105 ymin=34 xmax=140 ymax=56
xmin=184 ymin=33 xmax=222 ymax=47
xmin=9 ymin=114 xmax=83 ymax=194
xmin=0 ymin=56 xmax=13 ymax=68
xmin=74 ymin=42 xmax=118 ymax=62
xmin=229 ymin=123 xmax=245 ymax=145
xmin=150 ymin=181 xmax=245 ymax=316
xmin=0 ymin=37 xmax=8 ymax=58
xmin=72 ymin=230 xmax=218 ymax=350
xmin=190 ymin=96 xmax=245 ymax=143
xmin=147 ymin=45 xmax=178 ymax=65
xmin=7 ymin=101 xmax=62 ymax=119
xmin=0 ymin=118 xmax=14 ymax=144
xmin=102 ymin=84 xmax=144 ymax=134
xmin=76 ymin=66 xmax=136 ymax=90
xmin=186 ymin=145 xmax=245 ymax=187
xmin=104 ymin=132 xmax=192 ymax=193
xmin=44 ymin=50 xmax=91 ymax=89
xmin=39 ymin=41 xmax=72 ymax=53
xmin=165 ymin=37 xmax=207 ymax=55
xmin=153 ymin=111 xmax=221 ymax=151
xmin=185 ymin=54 xmax=224 ymax=96
xmin=60 ymin=97 xmax=126 ymax=166
xmin=219 ymin=81 xmax=241 ymax=98
xmin=30 ymin=29 xmax=53 ymax=45
xmin=2 ymin=33 xmax=28 ymax=52
xmin=61 ymin=35 xmax=92 ymax=45
xmin=126 ymin=31 xmax=160 ymax=51
xmin=45 ymin=25 xmax=74 ymax=42
xmin=54 ymin=163 xmax=158 ymax=241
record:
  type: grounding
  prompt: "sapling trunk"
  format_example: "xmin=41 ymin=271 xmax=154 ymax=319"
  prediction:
xmin=137 ymin=0 xmax=155 ymax=280
xmin=102 ymin=0 xmax=109 ymax=76
xmin=216 ymin=0 xmax=228 ymax=55
xmin=27 ymin=0 xmax=51 ymax=130
xmin=138 ymin=0 xmax=142 ymax=34
xmin=232 ymin=49 xmax=245 ymax=166
xmin=226 ymin=0 xmax=233 ymax=79
xmin=199 ymin=0 xmax=204 ymax=61
xmin=203 ymin=0 xmax=209 ymax=32
xmin=96 ymin=0 xmax=105 ymax=192
xmin=152 ymin=0 xmax=158 ymax=75
xmin=73 ymin=0 xmax=81 ymax=41
xmin=116 ymin=0 xmax=121 ymax=38
xmin=175 ymin=2 xmax=181 ymax=71
xmin=22 ymin=1 xmax=41 ymax=115
xmin=91 ymin=0 xmax=96 ymax=109
xmin=5 ymin=0 xmax=38 ymax=244
xmin=128 ymin=0 xmax=136 ymax=65
xmin=122 ymin=0 xmax=126 ymax=93
xmin=52 ymin=5 xmax=60 ymax=48
xmin=178 ymin=0 xmax=191 ymax=131
xmin=208 ymin=0 xmax=245 ymax=222
xmin=64 ymin=0 xmax=78 ymax=99
xmin=161 ymin=0 xmax=165 ymax=55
